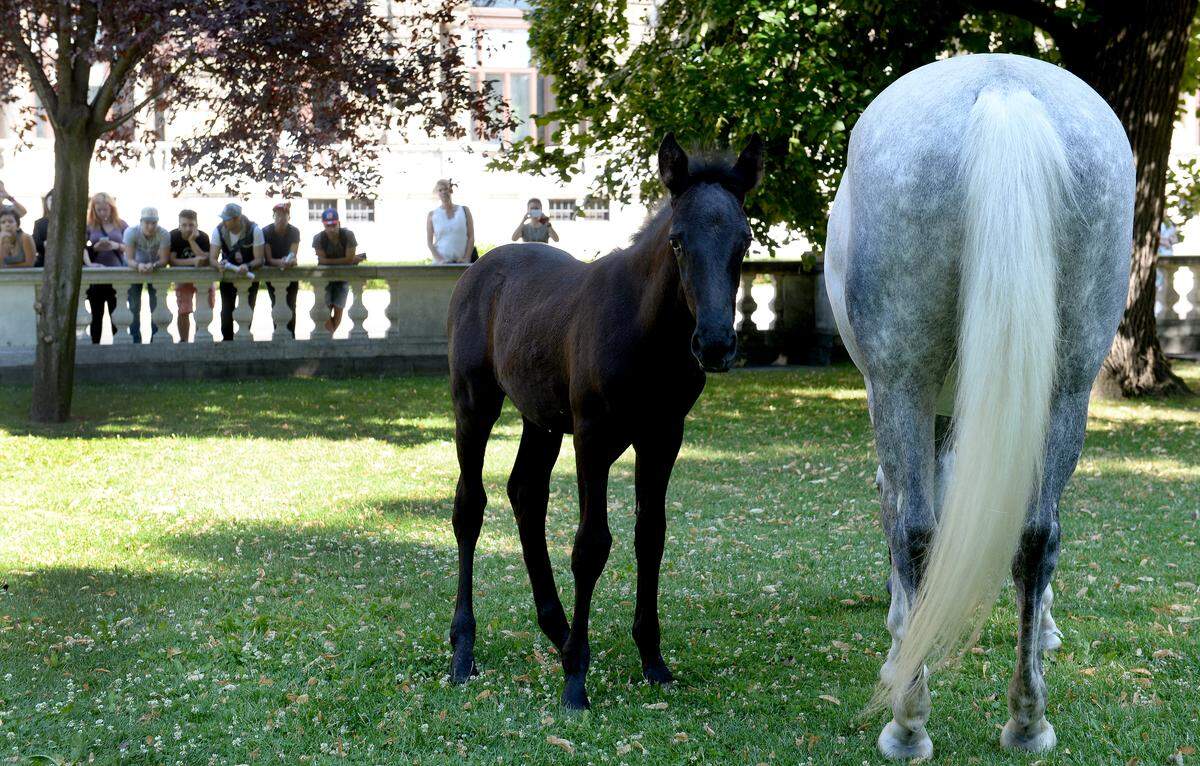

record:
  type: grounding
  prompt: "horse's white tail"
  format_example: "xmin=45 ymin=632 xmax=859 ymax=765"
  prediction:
xmin=879 ymin=88 xmax=1067 ymax=710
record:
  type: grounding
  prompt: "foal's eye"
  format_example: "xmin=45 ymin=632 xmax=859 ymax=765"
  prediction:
xmin=670 ymin=238 xmax=684 ymax=256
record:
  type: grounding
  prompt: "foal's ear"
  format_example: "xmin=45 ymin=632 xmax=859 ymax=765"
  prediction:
xmin=732 ymin=133 xmax=764 ymax=196
xmin=658 ymin=133 xmax=690 ymax=197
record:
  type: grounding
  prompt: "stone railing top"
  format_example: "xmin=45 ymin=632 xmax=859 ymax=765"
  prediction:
xmin=1159 ymin=254 xmax=1200 ymax=265
xmin=0 ymin=263 xmax=469 ymax=286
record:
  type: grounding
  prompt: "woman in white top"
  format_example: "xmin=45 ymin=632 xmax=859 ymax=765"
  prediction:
xmin=426 ymin=178 xmax=474 ymax=264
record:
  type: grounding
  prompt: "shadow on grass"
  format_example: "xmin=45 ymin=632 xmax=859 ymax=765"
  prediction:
xmin=0 ymin=376 xmax=470 ymax=447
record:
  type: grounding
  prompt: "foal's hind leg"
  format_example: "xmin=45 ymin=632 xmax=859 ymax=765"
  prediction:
xmin=631 ymin=421 xmax=684 ymax=684
xmin=508 ymin=419 xmax=569 ymax=649
xmin=449 ymin=373 xmax=504 ymax=684
xmin=871 ymin=382 xmax=939 ymax=760
xmin=1001 ymin=390 xmax=1087 ymax=752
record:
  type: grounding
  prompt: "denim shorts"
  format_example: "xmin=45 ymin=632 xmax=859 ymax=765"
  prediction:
xmin=325 ymin=280 xmax=349 ymax=309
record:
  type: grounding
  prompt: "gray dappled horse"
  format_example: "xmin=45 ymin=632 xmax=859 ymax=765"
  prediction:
xmin=825 ymin=54 xmax=1132 ymax=758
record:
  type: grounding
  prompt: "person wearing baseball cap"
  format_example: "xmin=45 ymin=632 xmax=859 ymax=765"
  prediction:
xmin=264 ymin=201 xmax=301 ymax=337
xmin=208 ymin=202 xmax=265 ymax=340
xmin=122 ymin=206 xmax=170 ymax=342
xmin=313 ymin=206 xmax=365 ymax=334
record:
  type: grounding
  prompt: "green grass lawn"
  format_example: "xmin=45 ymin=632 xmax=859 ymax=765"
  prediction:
xmin=1 ymin=364 xmax=1197 ymax=765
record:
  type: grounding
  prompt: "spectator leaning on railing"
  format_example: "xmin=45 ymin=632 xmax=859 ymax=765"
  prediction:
xmin=314 ymin=207 xmax=364 ymax=333
xmin=209 ymin=202 xmax=265 ymax=341
xmin=0 ymin=180 xmax=27 ymax=221
xmin=168 ymin=209 xmax=214 ymax=343
xmin=122 ymin=207 xmax=170 ymax=343
xmin=84 ymin=193 xmax=127 ymax=344
xmin=32 ymin=191 xmax=51 ymax=268
xmin=0 ymin=208 xmax=35 ymax=268
xmin=263 ymin=202 xmax=301 ymax=338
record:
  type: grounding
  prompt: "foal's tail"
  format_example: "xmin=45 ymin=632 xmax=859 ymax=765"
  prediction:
xmin=879 ymin=88 xmax=1068 ymax=710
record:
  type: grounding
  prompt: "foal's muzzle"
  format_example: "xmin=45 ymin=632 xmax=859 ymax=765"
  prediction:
xmin=691 ymin=328 xmax=737 ymax=372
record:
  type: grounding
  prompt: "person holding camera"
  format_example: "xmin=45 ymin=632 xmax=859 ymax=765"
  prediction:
xmin=511 ymin=197 xmax=559 ymax=244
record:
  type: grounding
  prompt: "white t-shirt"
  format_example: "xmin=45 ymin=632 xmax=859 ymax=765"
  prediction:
xmin=431 ymin=205 xmax=468 ymax=264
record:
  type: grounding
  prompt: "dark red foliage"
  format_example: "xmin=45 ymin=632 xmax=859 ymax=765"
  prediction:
xmin=0 ymin=0 xmax=508 ymax=195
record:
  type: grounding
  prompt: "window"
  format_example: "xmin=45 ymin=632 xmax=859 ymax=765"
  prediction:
xmin=582 ymin=196 xmax=610 ymax=221
xmin=547 ymin=199 xmax=576 ymax=221
xmin=345 ymin=198 xmax=375 ymax=222
xmin=309 ymin=198 xmax=337 ymax=221
xmin=466 ymin=21 xmax=539 ymax=143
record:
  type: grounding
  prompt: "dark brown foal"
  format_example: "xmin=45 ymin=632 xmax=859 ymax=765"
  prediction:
xmin=446 ymin=133 xmax=763 ymax=709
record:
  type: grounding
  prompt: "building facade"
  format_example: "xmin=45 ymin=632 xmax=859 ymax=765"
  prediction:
xmin=0 ymin=1 xmax=658 ymax=265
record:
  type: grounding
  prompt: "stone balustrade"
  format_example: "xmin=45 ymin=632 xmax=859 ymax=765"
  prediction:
xmin=1 ymin=256 xmax=1195 ymax=383
xmin=736 ymin=258 xmax=839 ymax=365
xmin=1157 ymin=255 xmax=1200 ymax=355
xmin=0 ymin=264 xmax=467 ymax=382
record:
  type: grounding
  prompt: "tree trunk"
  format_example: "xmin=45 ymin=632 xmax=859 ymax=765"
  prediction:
xmin=30 ymin=128 xmax=96 ymax=423
xmin=1063 ymin=1 xmax=1197 ymax=397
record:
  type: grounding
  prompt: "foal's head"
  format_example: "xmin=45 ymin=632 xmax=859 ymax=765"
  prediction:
xmin=658 ymin=132 xmax=763 ymax=372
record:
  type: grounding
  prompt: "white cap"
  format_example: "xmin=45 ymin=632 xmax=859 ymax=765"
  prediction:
xmin=140 ymin=206 xmax=159 ymax=222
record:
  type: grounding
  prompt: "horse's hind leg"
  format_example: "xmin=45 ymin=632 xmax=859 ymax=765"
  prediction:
xmin=449 ymin=369 xmax=504 ymax=684
xmin=1001 ymin=389 xmax=1087 ymax=752
xmin=508 ymin=418 xmax=568 ymax=649
xmin=871 ymin=380 xmax=940 ymax=760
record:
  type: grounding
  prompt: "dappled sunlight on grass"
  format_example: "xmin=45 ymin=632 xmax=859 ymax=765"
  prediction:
xmin=0 ymin=362 xmax=1196 ymax=764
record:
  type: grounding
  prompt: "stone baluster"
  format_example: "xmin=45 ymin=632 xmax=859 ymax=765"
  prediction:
xmin=1162 ymin=261 xmax=1183 ymax=320
xmin=347 ymin=280 xmax=369 ymax=340
xmin=737 ymin=273 xmax=758 ymax=331
xmin=232 ymin=280 xmax=254 ymax=341
xmin=764 ymin=275 xmax=780 ymax=331
xmin=309 ymin=277 xmax=332 ymax=341
xmin=1181 ymin=265 xmax=1197 ymax=320
xmin=150 ymin=281 xmax=173 ymax=344
xmin=75 ymin=289 xmax=91 ymax=340
xmin=111 ymin=287 xmax=135 ymax=344
xmin=194 ymin=278 xmax=214 ymax=343
xmin=385 ymin=278 xmax=402 ymax=341
xmin=271 ymin=283 xmax=293 ymax=342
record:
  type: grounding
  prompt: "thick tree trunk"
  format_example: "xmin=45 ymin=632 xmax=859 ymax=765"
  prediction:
xmin=30 ymin=128 xmax=96 ymax=423
xmin=1062 ymin=1 xmax=1197 ymax=397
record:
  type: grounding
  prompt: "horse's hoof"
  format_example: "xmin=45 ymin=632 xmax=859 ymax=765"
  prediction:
xmin=1041 ymin=630 xmax=1063 ymax=654
xmin=642 ymin=662 xmax=674 ymax=685
xmin=1001 ymin=718 xmax=1056 ymax=752
xmin=449 ymin=649 xmax=477 ymax=684
xmin=561 ymin=676 xmax=590 ymax=711
xmin=877 ymin=720 xmax=932 ymax=760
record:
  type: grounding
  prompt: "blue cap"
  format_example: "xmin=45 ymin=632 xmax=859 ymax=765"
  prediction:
xmin=321 ymin=208 xmax=339 ymax=224
xmin=219 ymin=202 xmax=242 ymax=221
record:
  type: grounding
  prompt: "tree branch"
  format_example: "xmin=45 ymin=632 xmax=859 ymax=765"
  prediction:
xmin=970 ymin=0 xmax=1081 ymax=48
xmin=0 ymin=11 xmax=60 ymax=122
xmin=89 ymin=38 xmax=154 ymax=133
xmin=70 ymin=1 xmax=101 ymax=105
xmin=96 ymin=76 xmax=174 ymax=134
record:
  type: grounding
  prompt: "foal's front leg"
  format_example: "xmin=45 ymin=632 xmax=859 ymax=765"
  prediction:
xmin=632 ymin=422 xmax=683 ymax=684
xmin=560 ymin=425 xmax=624 ymax=710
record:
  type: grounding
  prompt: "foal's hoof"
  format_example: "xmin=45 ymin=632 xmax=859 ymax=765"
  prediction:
xmin=1001 ymin=717 xmax=1056 ymax=753
xmin=877 ymin=720 xmax=933 ymax=760
xmin=642 ymin=662 xmax=674 ymax=685
xmin=449 ymin=648 xmax=478 ymax=684
xmin=560 ymin=676 xmax=590 ymax=711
